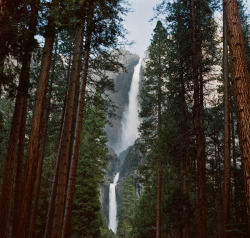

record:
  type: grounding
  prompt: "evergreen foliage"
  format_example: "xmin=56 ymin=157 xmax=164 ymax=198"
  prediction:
xmin=139 ymin=20 xmax=168 ymax=143
xmin=132 ymin=176 xmax=157 ymax=238
xmin=71 ymin=93 xmax=109 ymax=237
xmin=116 ymin=176 xmax=137 ymax=238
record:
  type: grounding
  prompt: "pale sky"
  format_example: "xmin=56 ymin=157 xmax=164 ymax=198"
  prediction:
xmin=122 ymin=0 xmax=162 ymax=57
xmin=122 ymin=0 xmax=250 ymax=57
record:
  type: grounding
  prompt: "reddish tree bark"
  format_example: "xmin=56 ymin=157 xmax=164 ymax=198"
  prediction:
xmin=43 ymin=47 xmax=73 ymax=237
xmin=12 ymin=97 xmax=27 ymax=238
xmin=30 ymin=40 xmax=57 ymax=238
xmin=51 ymin=23 xmax=85 ymax=238
xmin=225 ymin=0 xmax=250 ymax=232
xmin=62 ymin=13 xmax=93 ymax=237
xmin=44 ymin=148 xmax=60 ymax=238
xmin=0 ymin=1 xmax=39 ymax=236
xmin=15 ymin=32 xmax=55 ymax=238
xmin=29 ymin=94 xmax=51 ymax=238
xmin=65 ymin=58 xmax=81 ymax=202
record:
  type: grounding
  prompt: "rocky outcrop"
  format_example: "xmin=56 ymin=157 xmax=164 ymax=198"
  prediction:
xmin=106 ymin=147 xmax=120 ymax=181
xmin=100 ymin=181 xmax=110 ymax=225
xmin=115 ymin=141 xmax=144 ymax=217
xmin=118 ymin=139 xmax=144 ymax=191
xmin=118 ymin=146 xmax=130 ymax=166
xmin=119 ymin=140 xmax=142 ymax=180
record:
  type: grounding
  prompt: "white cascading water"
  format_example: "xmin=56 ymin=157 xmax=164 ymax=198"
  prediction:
xmin=117 ymin=57 xmax=143 ymax=154
xmin=108 ymin=57 xmax=142 ymax=233
xmin=108 ymin=173 xmax=120 ymax=233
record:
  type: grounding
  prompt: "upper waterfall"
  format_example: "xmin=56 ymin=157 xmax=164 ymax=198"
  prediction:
xmin=116 ymin=57 xmax=142 ymax=154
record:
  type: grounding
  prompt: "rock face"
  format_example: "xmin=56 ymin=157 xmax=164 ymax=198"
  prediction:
xmin=119 ymin=140 xmax=142 ymax=181
xmin=106 ymin=147 xmax=120 ymax=181
xmin=100 ymin=181 xmax=110 ymax=225
xmin=105 ymin=51 xmax=140 ymax=153
xmin=116 ymin=140 xmax=144 ymax=212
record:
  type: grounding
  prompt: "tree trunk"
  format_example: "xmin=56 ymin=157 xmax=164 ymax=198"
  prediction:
xmin=51 ymin=23 xmax=85 ymax=238
xmin=222 ymin=3 xmax=231 ymax=237
xmin=156 ymin=159 xmax=162 ymax=238
xmin=62 ymin=15 xmax=93 ymax=237
xmin=11 ymin=96 xmax=27 ymax=238
xmin=180 ymin=56 xmax=190 ymax=238
xmin=30 ymin=39 xmax=57 ymax=238
xmin=29 ymin=89 xmax=51 ymax=238
xmin=0 ymin=92 xmax=24 ymax=238
xmin=44 ymin=148 xmax=60 ymax=238
xmin=44 ymin=39 xmax=74 ymax=238
xmin=65 ymin=59 xmax=81 ymax=204
xmin=190 ymin=0 xmax=207 ymax=237
xmin=224 ymin=0 xmax=250 ymax=232
xmin=15 ymin=31 xmax=55 ymax=238
xmin=57 ymin=48 xmax=73 ymax=149
xmin=156 ymin=52 xmax=163 ymax=238
xmin=0 ymin=1 xmax=39 ymax=235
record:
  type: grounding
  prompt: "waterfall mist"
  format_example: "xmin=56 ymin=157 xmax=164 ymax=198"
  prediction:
xmin=116 ymin=57 xmax=142 ymax=154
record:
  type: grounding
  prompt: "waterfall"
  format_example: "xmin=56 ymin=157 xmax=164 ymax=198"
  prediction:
xmin=117 ymin=57 xmax=143 ymax=154
xmin=108 ymin=57 xmax=142 ymax=233
xmin=108 ymin=173 xmax=120 ymax=233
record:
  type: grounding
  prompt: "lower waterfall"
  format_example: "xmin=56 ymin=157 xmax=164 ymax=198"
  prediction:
xmin=108 ymin=173 xmax=120 ymax=233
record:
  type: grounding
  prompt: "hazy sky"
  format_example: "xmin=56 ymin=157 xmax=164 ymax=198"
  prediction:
xmin=122 ymin=0 xmax=250 ymax=57
xmin=122 ymin=0 xmax=162 ymax=57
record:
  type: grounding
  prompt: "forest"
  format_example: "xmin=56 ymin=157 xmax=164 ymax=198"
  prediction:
xmin=0 ymin=0 xmax=250 ymax=238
